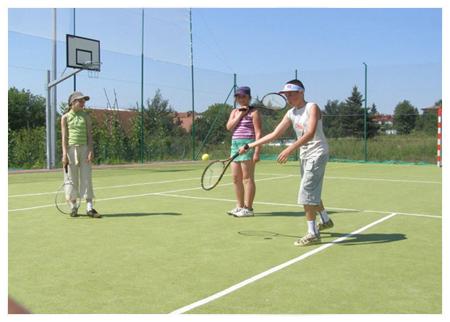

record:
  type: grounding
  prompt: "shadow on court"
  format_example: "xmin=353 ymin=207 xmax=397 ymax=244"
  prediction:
xmin=101 ymin=212 xmax=182 ymax=218
xmin=238 ymin=230 xmax=407 ymax=245
xmin=321 ymin=231 xmax=407 ymax=246
xmin=256 ymin=210 xmax=343 ymax=217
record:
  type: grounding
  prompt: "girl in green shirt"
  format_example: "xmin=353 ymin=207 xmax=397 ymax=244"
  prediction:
xmin=61 ymin=91 xmax=100 ymax=218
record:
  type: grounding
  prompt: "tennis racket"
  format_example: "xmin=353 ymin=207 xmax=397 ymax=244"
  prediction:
xmin=201 ymin=152 xmax=240 ymax=191
xmin=55 ymin=165 xmax=80 ymax=215
xmin=257 ymin=92 xmax=288 ymax=110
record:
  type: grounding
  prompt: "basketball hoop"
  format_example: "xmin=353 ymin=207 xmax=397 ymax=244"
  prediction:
xmin=82 ymin=61 xmax=102 ymax=79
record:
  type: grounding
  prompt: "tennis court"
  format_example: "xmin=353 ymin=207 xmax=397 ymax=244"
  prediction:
xmin=8 ymin=160 xmax=441 ymax=313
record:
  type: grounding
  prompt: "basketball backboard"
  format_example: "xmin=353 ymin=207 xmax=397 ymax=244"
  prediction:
xmin=66 ymin=34 xmax=101 ymax=71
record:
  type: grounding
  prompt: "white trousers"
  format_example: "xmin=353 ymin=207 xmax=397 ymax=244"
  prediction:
xmin=65 ymin=145 xmax=95 ymax=200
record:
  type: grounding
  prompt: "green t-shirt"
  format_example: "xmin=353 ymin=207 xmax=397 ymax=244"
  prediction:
xmin=67 ymin=110 xmax=88 ymax=145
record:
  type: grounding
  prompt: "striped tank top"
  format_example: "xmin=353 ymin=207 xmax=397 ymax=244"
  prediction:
xmin=232 ymin=109 xmax=256 ymax=139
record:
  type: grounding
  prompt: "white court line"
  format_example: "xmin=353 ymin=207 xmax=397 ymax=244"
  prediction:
xmin=169 ymin=212 xmax=398 ymax=314
xmin=9 ymin=174 xmax=441 ymax=219
xmin=254 ymin=173 xmax=440 ymax=185
xmin=8 ymin=177 xmax=200 ymax=198
xmin=8 ymin=175 xmax=294 ymax=212
xmin=9 ymin=173 xmax=287 ymax=198
xmin=9 ymin=171 xmax=440 ymax=199
xmin=325 ymin=176 xmax=441 ymax=185
xmin=155 ymin=193 xmax=441 ymax=219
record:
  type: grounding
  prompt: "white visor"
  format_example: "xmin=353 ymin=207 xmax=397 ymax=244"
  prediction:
xmin=279 ymin=83 xmax=304 ymax=93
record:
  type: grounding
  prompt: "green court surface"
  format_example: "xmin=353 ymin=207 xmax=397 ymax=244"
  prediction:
xmin=8 ymin=161 xmax=442 ymax=314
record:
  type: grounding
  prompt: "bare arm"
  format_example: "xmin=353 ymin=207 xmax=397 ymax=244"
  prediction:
xmin=61 ymin=115 xmax=68 ymax=165
xmin=252 ymin=110 xmax=262 ymax=156
xmin=85 ymin=114 xmax=94 ymax=162
xmin=226 ymin=108 xmax=248 ymax=131
xmin=86 ymin=114 xmax=93 ymax=153
xmin=246 ymin=114 xmax=291 ymax=150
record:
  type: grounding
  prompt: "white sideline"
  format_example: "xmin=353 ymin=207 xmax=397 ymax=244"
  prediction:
xmin=155 ymin=193 xmax=441 ymax=219
xmin=9 ymin=173 xmax=287 ymax=198
xmin=325 ymin=176 xmax=441 ymax=185
xmin=8 ymin=175 xmax=294 ymax=212
xmin=9 ymin=173 xmax=441 ymax=219
xmin=169 ymin=213 xmax=398 ymax=314
xmin=9 ymin=172 xmax=440 ymax=198
xmin=8 ymin=177 xmax=200 ymax=198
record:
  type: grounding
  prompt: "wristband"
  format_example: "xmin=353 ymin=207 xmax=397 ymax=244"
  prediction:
xmin=244 ymin=144 xmax=250 ymax=150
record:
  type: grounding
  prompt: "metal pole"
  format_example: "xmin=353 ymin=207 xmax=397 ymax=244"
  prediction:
xmin=51 ymin=8 xmax=57 ymax=168
xmin=295 ymin=69 xmax=298 ymax=80
xmin=140 ymin=8 xmax=145 ymax=163
xmin=233 ymin=73 xmax=237 ymax=109
xmin=46 ymin=70 xmax=51 ymax=169
xmin=363 ymin=62 xmax=368 ymax=162
xmin=73 ymin=8 xmax=76 ymax=91
xmin=189 ymin=8 xmax=195 ymax=160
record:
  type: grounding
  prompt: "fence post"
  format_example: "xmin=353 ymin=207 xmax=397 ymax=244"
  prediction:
xmin=363 ymin=62 xmax=368 ymax=162
xmin=437 ymin=105 xmax=442 ymax=167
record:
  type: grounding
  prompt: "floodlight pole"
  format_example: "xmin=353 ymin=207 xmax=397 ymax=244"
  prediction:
xmin=295 ymin=69 xmax=298 ymax=80
xmin=73 ymin=8 xmax=77 ymax=91
xmin=140 ymin=8 xmax=145 ymax=163
xmin=363 ymin=62 xmax=368 ymax=162
xmin=190 ymin=8 xmax=195 ymax=160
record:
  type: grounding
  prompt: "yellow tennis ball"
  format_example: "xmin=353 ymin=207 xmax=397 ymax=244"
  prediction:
xmin=201 ymin=153 xmax=209 ymax=161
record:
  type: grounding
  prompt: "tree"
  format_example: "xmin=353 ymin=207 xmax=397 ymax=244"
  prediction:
xmin=393 ymin=100 xmax=418 ymax=134
xmin=367 ymin=103 xmax=380 ymax=138
xmin=340 ymin=86 xmax=364 ymax=137
xmin=322 ymin=100 xmax=345 ymax=138
xmin=194 ymin=103 xmax=233 ymax=145
xmin=130 ymin=90 xmax=187 ymax=160
xmin=8 ymin=87 xmax=46 ymax=130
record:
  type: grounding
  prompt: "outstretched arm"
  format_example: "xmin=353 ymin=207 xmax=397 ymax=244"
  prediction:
xmin=239 ymin=114 xmax=291 ymax=154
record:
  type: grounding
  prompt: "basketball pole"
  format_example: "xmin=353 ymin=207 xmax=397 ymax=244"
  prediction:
xmin=46 ymin=71 xmax=51 ymax=169
xmin=51 ymin=8 xmax=57 ymax=168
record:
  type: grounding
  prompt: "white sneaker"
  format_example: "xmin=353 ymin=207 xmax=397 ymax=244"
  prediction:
xmin=227 ymin=207 xmax=242 ymax=216
xmin=234 ymin=208 xmax=254 ymax=217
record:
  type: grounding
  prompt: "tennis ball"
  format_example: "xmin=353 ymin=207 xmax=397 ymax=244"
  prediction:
xmin=201 ymin=153 xmax=209 ymax=161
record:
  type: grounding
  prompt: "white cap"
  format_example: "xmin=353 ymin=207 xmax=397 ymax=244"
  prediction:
xmin=279 ymin=83 xmax=304 ymax=93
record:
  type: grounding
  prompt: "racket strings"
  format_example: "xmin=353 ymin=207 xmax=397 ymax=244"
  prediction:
xmin=202 ymin=161 xmax=226 ymax=190
xmin=261 ymin=93 xmax=287 ymax=110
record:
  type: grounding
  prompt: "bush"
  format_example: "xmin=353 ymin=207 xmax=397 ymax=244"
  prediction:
xmin=8 ymin=127 xmax=46 ymax=169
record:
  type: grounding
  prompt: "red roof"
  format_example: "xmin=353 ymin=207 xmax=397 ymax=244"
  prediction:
xmin=373 ymin=114 xmax=393 ymax=123
xmin=88 ymin=108 xmax=138 ymax=134
xmin=87 ymin=108 xmax=200 ymax=134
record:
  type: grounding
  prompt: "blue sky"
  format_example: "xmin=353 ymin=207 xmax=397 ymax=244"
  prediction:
xmin=8 ymin=8 xmax=442 ymax=113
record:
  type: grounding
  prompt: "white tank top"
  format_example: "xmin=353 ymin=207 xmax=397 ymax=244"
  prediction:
xmin=286 ymin=102 xmax=329 ymax=159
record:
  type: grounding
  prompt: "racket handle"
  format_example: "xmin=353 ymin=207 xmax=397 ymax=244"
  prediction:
xmin=231 ymin=151 xmax=240 ymax=160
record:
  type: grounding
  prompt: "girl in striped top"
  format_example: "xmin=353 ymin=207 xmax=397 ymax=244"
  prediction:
xmin=226 ymin=86 xmax=262 ymax=217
